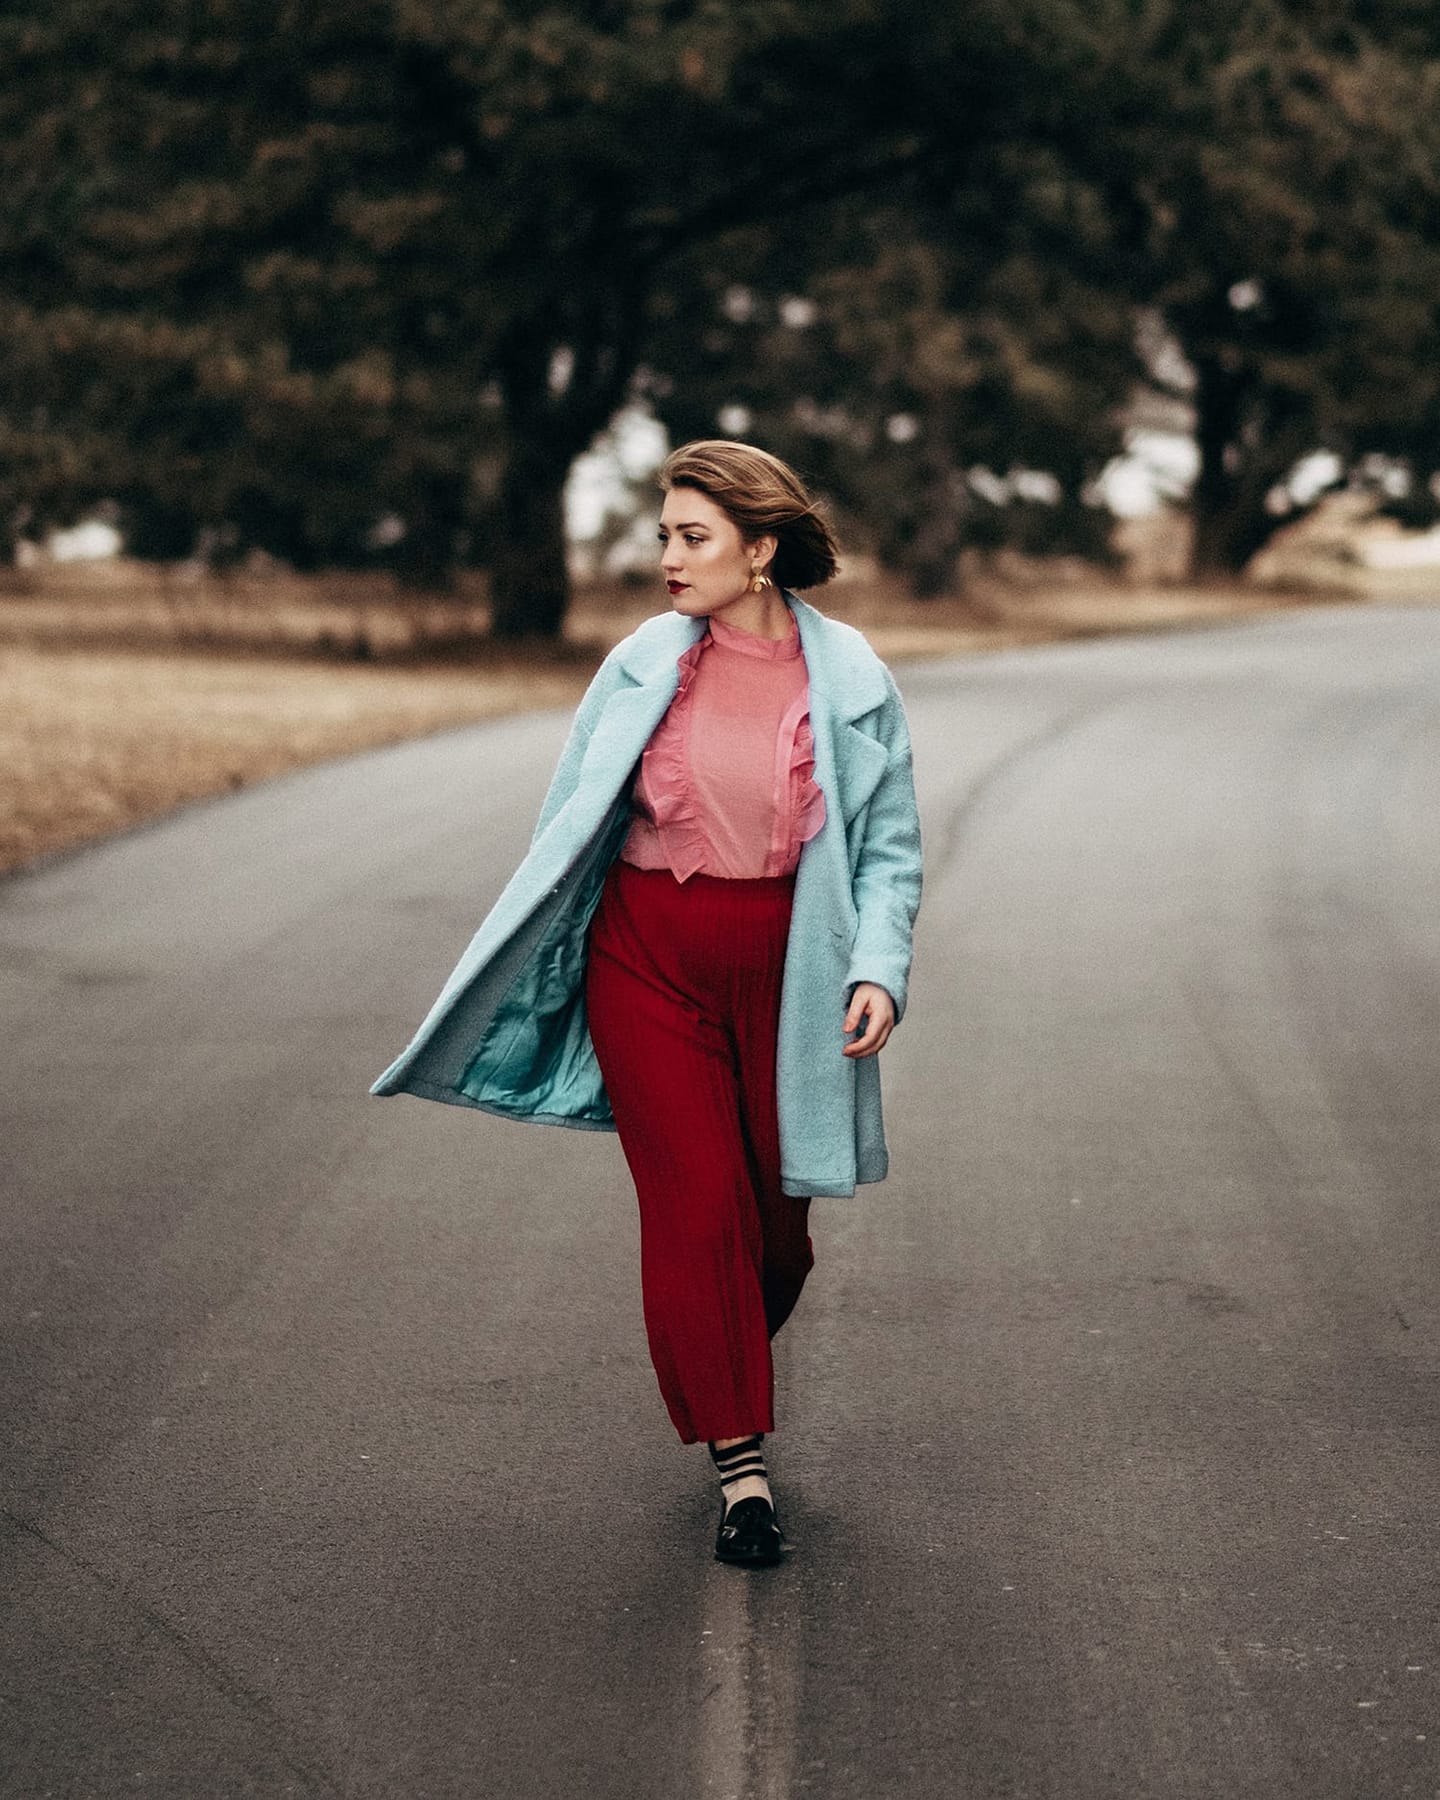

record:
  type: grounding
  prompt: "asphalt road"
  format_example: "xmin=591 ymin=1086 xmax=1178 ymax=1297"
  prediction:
xmin=3 ymin=602 xmax=1439 ymax=1800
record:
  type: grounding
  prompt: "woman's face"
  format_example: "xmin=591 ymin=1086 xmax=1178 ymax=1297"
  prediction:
xmin=657 ymin=487 xmax=774 ymax=619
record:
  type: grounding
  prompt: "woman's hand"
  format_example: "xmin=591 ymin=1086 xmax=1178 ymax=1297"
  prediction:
xmin=842 ymin=983 xmax=896 ymax=1058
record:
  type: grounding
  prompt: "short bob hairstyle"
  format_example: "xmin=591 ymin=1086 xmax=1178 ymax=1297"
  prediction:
xmin=659 ymin=440 xmax=840 ymax=591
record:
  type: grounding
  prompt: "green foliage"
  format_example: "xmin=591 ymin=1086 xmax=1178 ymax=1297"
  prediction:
xmin=4 ymin=0 xmax=1039 ymax=617
xmin=639 ymin=151 xmax=1137 ymax=593
xmin=0 ymin=0 xmax=1437 ymax=618
xmin=1100 ymin=2 xmax=1440 ymax=569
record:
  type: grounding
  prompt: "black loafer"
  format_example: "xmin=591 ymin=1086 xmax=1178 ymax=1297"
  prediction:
xmin=714 ymin=1496 xmax=784 ymax=1566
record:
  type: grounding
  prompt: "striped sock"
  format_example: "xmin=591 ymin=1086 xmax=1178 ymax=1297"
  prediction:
xmin=708 ymin=1435 xmax=773 ymax=1515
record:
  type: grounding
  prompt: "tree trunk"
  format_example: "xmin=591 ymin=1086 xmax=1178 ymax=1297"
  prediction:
xmin=1188 ymin=355 xmax=1310 ymax=578
xmin=393 ymin=468 xmax=468 ymax=590
xmin=1190 ymin=483 xmax=1280 ymax=578
xmin=488 ymin=435 xmax=571 ymax=639
xmin=1188 ymin=355 xmax=1250 ymax=577
xmin=487 ymin=292 xmax=645 ymax=639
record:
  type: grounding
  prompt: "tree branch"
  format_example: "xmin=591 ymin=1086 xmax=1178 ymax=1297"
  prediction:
xmin=626 ymin=134 xmax=930 ymax=264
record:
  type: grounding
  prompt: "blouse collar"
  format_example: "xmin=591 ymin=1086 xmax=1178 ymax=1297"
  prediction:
xmin=706 ymin=605 xmax=803 ymax=661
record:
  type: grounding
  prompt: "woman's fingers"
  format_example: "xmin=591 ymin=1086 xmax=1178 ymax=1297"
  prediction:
xmin=843 ymin=1017 xmax=890 ymax=1056
xmin=842 ymin=983 xmax=885 ymax=1033
xmin=842 ymin=985 xmax=895 ymax=1058
xmin=843 ymin=1024 xmax=887 ymax=1057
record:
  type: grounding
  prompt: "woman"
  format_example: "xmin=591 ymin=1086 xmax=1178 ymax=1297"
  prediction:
xmin=372 ymin=440 xmax=922 ymax=1567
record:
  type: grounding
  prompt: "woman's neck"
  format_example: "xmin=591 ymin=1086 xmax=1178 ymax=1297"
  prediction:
xmin=705 ymin=591 xmax=792 ymax=640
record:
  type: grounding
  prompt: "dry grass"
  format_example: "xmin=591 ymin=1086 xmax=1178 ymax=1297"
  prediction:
xmin=0 ymin=642 xmax=595 ymax=873
xmin=0 ymin=558 xmax=1329 ymax=876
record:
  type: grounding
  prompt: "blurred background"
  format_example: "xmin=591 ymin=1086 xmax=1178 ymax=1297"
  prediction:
xmin=2 ymin=0 xmax=1439 ymax=867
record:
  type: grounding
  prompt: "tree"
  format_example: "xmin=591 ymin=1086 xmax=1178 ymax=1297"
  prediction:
xmin=8 ymin=1 xmax=1433 ymax=616
xmin=635 ymin=142 xmax=1138 ymax=595
xmin=1101 ymin=3 xmax=1440 ymax=574
xmin=0 ymin=0 xmax=1137 ymax=632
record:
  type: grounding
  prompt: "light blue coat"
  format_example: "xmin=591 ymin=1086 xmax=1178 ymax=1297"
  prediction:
xmin=370 ymin=591 xmax=923 ymax=1198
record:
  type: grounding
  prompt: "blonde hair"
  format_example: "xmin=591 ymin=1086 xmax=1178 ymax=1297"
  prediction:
xmin=659 ymin=440 xmax=840 ymax=590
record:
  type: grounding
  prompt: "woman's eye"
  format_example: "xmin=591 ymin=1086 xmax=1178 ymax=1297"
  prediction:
xmin=685 ymin=535 xmax=702 ymax=546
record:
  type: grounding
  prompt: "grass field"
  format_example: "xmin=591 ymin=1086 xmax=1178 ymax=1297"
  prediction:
xmin=0 ymin=562 xmax=1316 ymax=875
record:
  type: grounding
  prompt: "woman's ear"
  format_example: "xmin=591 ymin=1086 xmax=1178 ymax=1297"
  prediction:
xmin=749 ymin=533 xmax=779 ymax=574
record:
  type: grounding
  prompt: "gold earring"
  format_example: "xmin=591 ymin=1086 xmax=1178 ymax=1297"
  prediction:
xmin=750 ymin=565 xmax=771 ymax=593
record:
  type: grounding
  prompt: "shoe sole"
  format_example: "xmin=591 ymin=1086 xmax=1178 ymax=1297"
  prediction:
xmin=714 ymin=1541 xmax=784 ymax=1567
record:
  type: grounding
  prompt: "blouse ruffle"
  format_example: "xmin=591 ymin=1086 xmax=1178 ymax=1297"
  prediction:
xmin=787 ymin=713 xmax=828 ymax=854
xmin=625 ymin=620 xmax=827 ymax=882
xmin=634 ymin=634 xmax=710 ymax=882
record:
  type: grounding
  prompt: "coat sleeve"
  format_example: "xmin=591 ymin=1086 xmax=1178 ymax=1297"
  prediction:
xmin=528 ymin=644 xmax=631 ymax=849
xmin=843 ymin=670 xmax=923 ymax=1023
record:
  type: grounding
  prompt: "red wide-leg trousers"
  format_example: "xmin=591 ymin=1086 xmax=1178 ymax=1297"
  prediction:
xmin=584 ymin=858 xmax=814 ymax=1444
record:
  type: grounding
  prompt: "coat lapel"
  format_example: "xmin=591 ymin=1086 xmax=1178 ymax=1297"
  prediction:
xmin=789 ymin=592 xmax=889 ymax=723
xmin=563 ymin=595 xmax=890 ymax=862
xmin=564 ymin=612 xmax=706 ymax=826
xmin=790 ymin=593 xmax=891 ymax=829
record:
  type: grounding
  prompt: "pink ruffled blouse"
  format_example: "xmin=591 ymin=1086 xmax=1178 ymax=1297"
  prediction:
xmin=619 ymin=608 xmax=827 ymax=881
